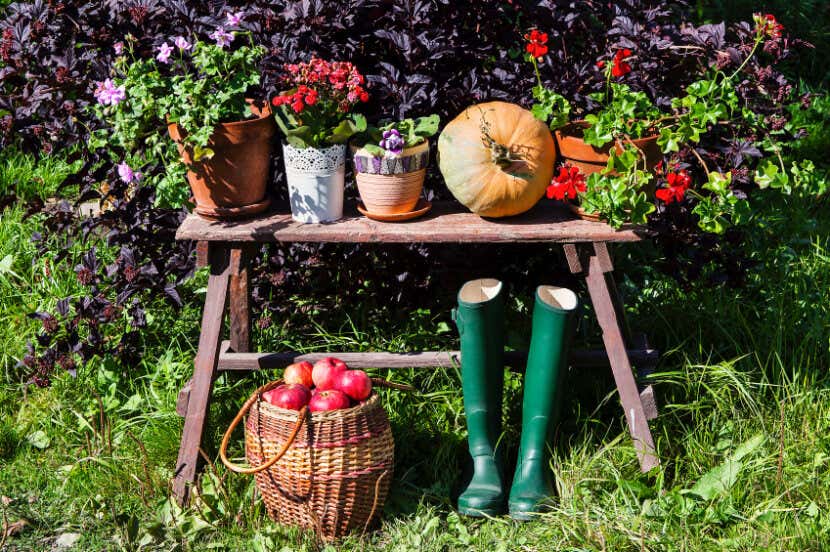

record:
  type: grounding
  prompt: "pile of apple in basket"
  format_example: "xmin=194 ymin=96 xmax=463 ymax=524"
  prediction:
xmin=265 ymin=358 xmax=372 ymax=411
xmin=219 ymin=358 xmax=410 ymax=540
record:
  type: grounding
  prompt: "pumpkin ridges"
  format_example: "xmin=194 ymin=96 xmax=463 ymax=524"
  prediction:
xmin=438 ymin=101 xmax=556 ymax=218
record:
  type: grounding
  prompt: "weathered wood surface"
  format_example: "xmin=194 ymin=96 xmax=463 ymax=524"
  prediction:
xmin=215 ymin=343 xmax=658 ymax=371
xmin=228 ymin=247 xmax=253 ymax=353
xmin=584 ymin=253 xmax=659 ymax=472
xmin=176 ymin=201 xmax=646 ymax=244
xmin=172 ymin=246 xmax=230 ymax=504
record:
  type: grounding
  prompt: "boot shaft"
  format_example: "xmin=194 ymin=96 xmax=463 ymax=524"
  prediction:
xmin=519 ymin=286 xmax=579 ymax=458
xmin=453 ymin=278 xmax=505 ymax=447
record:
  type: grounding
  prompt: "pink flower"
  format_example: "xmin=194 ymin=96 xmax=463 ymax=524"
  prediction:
xmin=117 ymin=162 xmax=141 ymax=184
xmin=156 ymin=43 xmax=174 ymax=64
xmin=113 ymin=42 xmax=124 ymax=55
xmin=210 ymin=27 xmax=234 ymax=48
xmin=94 ymin=79 xmax=126 ymax=106
xmin=226 ymin=11 xmax=244 ymax=27
xmin=173 ymin=36 xmax=191 ymax=50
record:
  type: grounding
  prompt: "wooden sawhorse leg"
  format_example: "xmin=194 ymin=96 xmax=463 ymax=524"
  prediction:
xmin=564 ymin=241 xmax=659 ymax=472
xmin=172 ymin=243 xmax=252 ymax=505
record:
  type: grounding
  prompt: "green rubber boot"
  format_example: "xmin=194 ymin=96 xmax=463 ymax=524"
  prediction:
xmin=509 ymin=285 xmax=578 ymax=520
xmin=453 ymin=278 xmax=506 ymax=517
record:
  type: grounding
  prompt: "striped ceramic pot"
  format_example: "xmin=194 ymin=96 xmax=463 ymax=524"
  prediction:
xmin=351 ymin=141 xmax=429 ymax=215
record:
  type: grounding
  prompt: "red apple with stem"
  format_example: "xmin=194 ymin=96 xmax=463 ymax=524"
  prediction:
xmin=312 ymin=357 xmax=347 ymax=390
xmin=335 ymin=369 xmax=373 ymax=401
xmin=309 ymin=389 xmax=351 ymax=412
xmin=262 ymin=384 xmax=311 ymax=411
xmin=284 ymin=361 xmax=314 ymax=387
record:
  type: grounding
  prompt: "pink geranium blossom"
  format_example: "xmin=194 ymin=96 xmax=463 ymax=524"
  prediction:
xmin=94 ymin=79 xmax=126 ymax=106
xmin=226 ymin=11 xmax=244 ymax=26
xmin=156 ymin=43 xmax=174 ymax=64
xmin=173 ymin=36 xmax=191 ymax=50
xmin=117 ymin=162 xmax=141 ymax=184
xmin=210 ymin=28 xmax=234 ymax=48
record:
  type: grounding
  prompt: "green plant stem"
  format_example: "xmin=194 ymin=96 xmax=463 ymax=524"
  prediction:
xmin=531 ymin=56 xmax=543 ymax=90
xmin=729 ymin=35 xmax=763 ymax=81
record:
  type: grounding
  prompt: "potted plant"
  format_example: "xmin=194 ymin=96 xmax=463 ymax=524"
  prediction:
xmin=271 ymin=58 xmax=369 ymax=223
xmin=526 ymin=14 xmax=819 ymax=231
xmin=526 ymin=31 xmax=661 ymax=176
xmin=93 ymin=30 xmax=274 ymax=219
xmin=350 ymin=115 xmax=440 ymax=218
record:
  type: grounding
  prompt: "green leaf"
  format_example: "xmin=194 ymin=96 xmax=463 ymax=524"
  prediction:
xmin=0 ymin=254 xmax=20 ymax=281
xmin=192 ymin=145 xmax=214 ymax=162
xmin=27 ymin=430 xmax=51 ymax=449
xmin=531 ymin=102 xmax=552 ymax=123
xmin=361 ymin=144 xmax=386 ymax=157
xmin=658 ymin=127 xmax=680 ymax=153
xmin=730 ymin=433 xmax=764 ymax=463
xmin=328 ymin=115 xmax=366 ymax=144
xmin=686 ymin=459 xmax=742 ymax=500
xmin=413 ymin=114 xmax=440 ymax=138
xmin=754 ymin=160 xmax=790 ymax=193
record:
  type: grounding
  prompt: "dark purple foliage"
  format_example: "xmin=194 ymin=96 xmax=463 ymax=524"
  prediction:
xmin=0 ymin=0 xmax=804 ymax=383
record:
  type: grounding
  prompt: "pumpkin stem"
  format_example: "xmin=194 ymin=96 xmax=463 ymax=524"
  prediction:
xmin=490 ymin=143 xmax=514 ymax=168
xmin=478 ymin=110 xmax=526 ymax=171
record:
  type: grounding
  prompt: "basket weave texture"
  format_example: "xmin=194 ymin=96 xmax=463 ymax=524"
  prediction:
xmin=243 ymin=388 xmax=394 ymax=539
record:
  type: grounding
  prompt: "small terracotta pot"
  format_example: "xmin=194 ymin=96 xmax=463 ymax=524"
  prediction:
xmin=351 ymin=141 xmax=429 ymax=215
xmin=554 ymin=120 xmax=661 ymax=176
xmin=167 ymin=105 xmax=276 ymax=220
xmin=568 ymin=202 xmax=601 ymax=222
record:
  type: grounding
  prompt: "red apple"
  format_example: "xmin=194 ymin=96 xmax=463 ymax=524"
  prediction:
xmin=335 ymin=369 xmax=373 ymax=401
xmin=284 ymin=361 xmax=314 ymax=387
xmin=312 ymin=357 xmax=347 ymax=390
xmin=309 ymin=389 xmax=351 ymax=412
xmin=262 ymin=384 xmax=311 ymax=411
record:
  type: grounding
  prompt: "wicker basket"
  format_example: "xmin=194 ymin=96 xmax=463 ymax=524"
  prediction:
xmin=220 ymin=380 xmax=394 ymax=540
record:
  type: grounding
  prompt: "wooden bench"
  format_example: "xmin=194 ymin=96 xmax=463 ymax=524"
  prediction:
xmin=172 ymin=201 xmax=660 ymax=505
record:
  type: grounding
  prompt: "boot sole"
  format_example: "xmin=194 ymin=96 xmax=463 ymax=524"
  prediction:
xmin=458 ymin=505 xmax=506 ymax=518
xmin=508 ymin=509 xmax=537 ymax=521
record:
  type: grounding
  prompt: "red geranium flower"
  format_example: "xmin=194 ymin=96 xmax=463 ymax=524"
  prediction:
xmin=611 ymin=48 xmax=632 ymax=78
xmin=655 ymin=170 xmax=691 ymax=204
xmin=546 ymin=165 xmax=586 ymax=201
xmin=524 ymin=29 xmax=549 ymax=58
xmin=753 ymin=13 xmax=784 ymax=38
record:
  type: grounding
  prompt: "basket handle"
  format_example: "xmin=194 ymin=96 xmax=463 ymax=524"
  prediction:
xmin=219 ymin=380 xmax=307 ymax=475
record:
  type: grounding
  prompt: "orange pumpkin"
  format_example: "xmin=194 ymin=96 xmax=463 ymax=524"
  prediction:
xmin=438 ymin=101 xmax=556 ymax=218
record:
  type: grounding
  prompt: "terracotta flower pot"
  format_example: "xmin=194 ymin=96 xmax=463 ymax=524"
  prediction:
xmin=351 ymin=141 xmax=429 ymax=215
xmin=554 ymin=120 xmax=661 ymax=176
xmin=167 ymin=105 xmax=276 ymax=220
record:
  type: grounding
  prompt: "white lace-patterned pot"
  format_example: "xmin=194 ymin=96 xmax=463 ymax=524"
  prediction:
xmin=282 ymin=142 xmax=346 ymax=223
xmin=351 ymin=141 xmax=429 ymax=215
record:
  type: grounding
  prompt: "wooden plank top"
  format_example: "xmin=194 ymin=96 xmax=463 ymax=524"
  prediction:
xmin=175 ymin=201 xmax=647 ymax=244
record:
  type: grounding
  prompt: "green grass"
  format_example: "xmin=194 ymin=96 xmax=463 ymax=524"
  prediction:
xmin=1 ymin=127 xmax=829 ymax=550
xmin=0 ymin=149 xmax=81 ymax=201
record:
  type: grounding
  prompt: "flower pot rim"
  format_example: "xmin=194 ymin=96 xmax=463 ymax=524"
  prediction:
xmin=281 ymin=141 xmax=348 ymax=152
xmin=167 ymin=105 xmax=275 ymax=143
xmin=555 ymin=119 xmax=659 ymax=144
xmin=350 ymin=139 xmax=429 ymax=158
